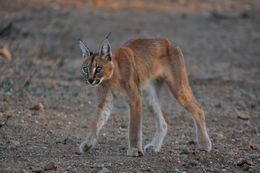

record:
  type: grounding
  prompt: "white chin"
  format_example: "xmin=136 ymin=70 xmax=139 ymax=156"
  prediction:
xmin=91 ymin=81 xmax=101 ymax=87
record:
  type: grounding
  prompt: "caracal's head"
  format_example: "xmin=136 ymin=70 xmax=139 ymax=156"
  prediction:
xmin=79 ymin=38 xmax=114 ymax=86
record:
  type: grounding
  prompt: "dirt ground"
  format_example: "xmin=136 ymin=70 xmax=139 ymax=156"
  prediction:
xmin=0 ymin=0 xmax=260 ymax=172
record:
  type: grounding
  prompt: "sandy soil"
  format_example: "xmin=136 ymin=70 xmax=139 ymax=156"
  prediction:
xmin=0 ymin=0 xmax=259 ymax=172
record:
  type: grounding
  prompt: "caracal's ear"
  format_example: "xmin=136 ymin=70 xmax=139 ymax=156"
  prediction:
xmin=79 ymin=40 xmax=92 ymax=58
xmin=100 ymin=39 xmax=112 ymax=61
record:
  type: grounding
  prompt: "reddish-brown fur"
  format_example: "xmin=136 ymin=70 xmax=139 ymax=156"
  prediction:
xmin=79 ymin=38 xmax=212 ymax=156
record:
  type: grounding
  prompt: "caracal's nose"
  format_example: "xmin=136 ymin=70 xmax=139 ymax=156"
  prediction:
xmin=88 ymin=79 xmax=94 ymax=84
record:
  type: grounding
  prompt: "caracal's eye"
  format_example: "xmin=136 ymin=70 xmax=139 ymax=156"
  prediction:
xmin=82 ymin=65 xmax=89 ymax=74
xmin=96 ymin=66 xmax=102 ymax=73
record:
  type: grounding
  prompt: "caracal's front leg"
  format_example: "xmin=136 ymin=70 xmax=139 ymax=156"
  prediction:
xmin=127 ymin=94 xmax=144 ymax=157
xmin=79 ymin=87 xmax=112 ymax=153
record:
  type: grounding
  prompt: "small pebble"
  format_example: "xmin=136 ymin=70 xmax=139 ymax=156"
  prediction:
xmin=99 ymin=167 xmax=110 ymax=173
xmin=250 ymin=143 xmax=260 ymax=152
xmin=237 ymin=113 xmax=250 ymax=120
xmin=44 ymin=162 xmax=57 ymax=171
xmin=30 ymin=103 xmax=44 ymax=111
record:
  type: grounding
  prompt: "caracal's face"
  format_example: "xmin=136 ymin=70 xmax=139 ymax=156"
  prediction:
xmin=79 ymin=38 xmax=113 ymax=87
xmin=81 ymin=53 xmax=113 ymax=86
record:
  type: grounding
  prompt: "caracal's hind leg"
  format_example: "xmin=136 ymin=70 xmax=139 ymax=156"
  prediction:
xmin=165 ymin=46 xmax=212 ymax=151
xmin=144 ymin=84 xmax=168 ymax=153
xmin=183 ymin=96 xmax=212 ymax=151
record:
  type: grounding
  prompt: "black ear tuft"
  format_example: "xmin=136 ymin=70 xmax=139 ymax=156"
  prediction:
xmin=105 ymin=54 xmax=112 ymax=61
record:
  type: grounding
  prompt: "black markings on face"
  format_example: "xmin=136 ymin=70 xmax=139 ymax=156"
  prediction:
xmin=90 ymin=53 xmax=98 ymax=65
xmin=82 ymin=53 xmax=106 ymax=86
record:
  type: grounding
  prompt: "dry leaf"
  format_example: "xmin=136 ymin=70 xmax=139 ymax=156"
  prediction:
xmin=0 ymin=47 xmax=12 ymax=61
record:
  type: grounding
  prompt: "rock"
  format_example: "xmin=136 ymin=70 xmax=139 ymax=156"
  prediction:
xmin=99 ymin=167 xmax=110 ymax=173
xmin=32 ymin=168 xmax=43 ymax=173
xmin=75 ymin=151 xmax=81 ymax=155
xmin=0 ymin=47 xmax=12 ymax=61
xmin=11 ymin=140 xmax=20 ymax=146
xmin=214 ymin=103 xmax=222 ymax=108
xmin=237 ymin=113 xmax=250 ymax=120
xmin=66 ymin=165 xmax=73 ymax=171
xmin=24 ymin=76 xmax=32 ymax=87
xmin=187 ymin=139 xmax=196 ymax=145
xmin=0 ymin=22 xmax=13 ymax=36
xmin=237 ymin=159 xmax=253 ymax=171
xmin=106 ymin=163 xmax=112 ymax=167
xmin=180 ymin=148 xmax=192 ymax=155
xmin=213 ymin=133 xmax=225 ymax=142
xmin=145 ymin=166 xmax=152 ymax=172
xmin=30 ymin=103 xmax=44 ymax=111
xmin=188 ymin=159 xmax=198 ymax=167
xmin=250 ymin=143 xmax=260 ymax=152
xmin=119 ymin=127 xmax=127 ymax=132
xmin=19 ymin=168 xmax=27 ymax=173
xmin=44 ymin=162 xmax=57 ymax=171
xmin=240 ymin=11 xmax=250 ymax=19
xmin=236 ymin=158 xmax=252 ymax=167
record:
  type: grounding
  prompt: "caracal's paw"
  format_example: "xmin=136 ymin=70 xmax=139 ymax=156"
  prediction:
xmin=144 ymin=144 xmax=160 ymax=154
xmin=79 ymin=137 xmax=97 ymax=153
xmin=197 ymin=136 xmax=212 ymax=152
xmin=127 ymin=148 xmax=144 ymax=157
